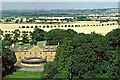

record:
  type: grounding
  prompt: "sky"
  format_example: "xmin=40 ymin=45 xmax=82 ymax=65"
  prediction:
xmin=1 ymin=2 xmax=119 ymax=10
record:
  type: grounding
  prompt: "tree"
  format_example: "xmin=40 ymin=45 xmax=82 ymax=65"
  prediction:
xmin=12 ymin=29 xmax=20 ymax=44
xmin=21 ymin=33 xmax=29 ymax=43
xmin=106 ymin=28 xmax=120 ymax=49
xmin=20 ymin=18 xmax=23 ymax=23
xmin=42 ymin=31 xmax=120 ymax=79
xmin=1 ymin=39 xmax=16 ymax=77
xmin=30 ymin=40 xmax=37 ymax=45
xmin=31 ymin=27 xmax=45 ymax=41
xmin=46 ymin=29 xmax=77 ymax=45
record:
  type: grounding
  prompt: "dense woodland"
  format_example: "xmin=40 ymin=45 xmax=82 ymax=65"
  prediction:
xmin=1 ymin=27 xmax=120 ymax=78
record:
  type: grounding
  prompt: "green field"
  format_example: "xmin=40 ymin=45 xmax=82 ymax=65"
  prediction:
xmin=3 ymin=71 xmax=42 ymax=79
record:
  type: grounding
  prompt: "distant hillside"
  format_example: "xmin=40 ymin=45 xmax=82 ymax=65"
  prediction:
xmin=1 ymin=8 xmax=118 ymax=17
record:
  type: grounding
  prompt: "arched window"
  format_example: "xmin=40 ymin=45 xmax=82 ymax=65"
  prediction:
xmin=47 ymin=25 xmax=49 ymax=28
xmin=19 ymin=57 xmax=21 ymax=59
xmin=22 ymin=26 xmax=25 ymax=28
xmin=26 ymin=26 xmax=29 ymax=28
xmin=35 ymin=25 xmax=38 ymax=28
xmin=65 ymin=25 xmax=67 ymax=27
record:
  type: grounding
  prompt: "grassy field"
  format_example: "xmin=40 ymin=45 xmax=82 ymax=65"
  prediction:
xmin=3 ymin=71 xmax=42 ymax=79
xmin=16 ymin=41 xmax=46 ymax=46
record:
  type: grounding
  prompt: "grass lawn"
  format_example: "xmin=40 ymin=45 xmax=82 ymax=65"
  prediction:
xmin=3 ymin=71 xmax=42 ymax=79
xmin=37 ymin=41 xmax=46 ymax=46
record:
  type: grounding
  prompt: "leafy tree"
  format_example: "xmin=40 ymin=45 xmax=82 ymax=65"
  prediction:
xmin=21 ymin=33 xmax=29 ymax=43
xmin=30 ymin=40 xmax=37 ymax=45
xmin=46 ymin=29 xmax=77 ymax=45
xmin=1 ymin=40 xmax=16 ymax=77
xmin=20 ymin=18 xmax=23 ymax=23
xmin=45 ymin=29 xmax=65 ymax=45
xmin=31 ymin=27 xmax=45 ymax=41
xmin=12 ymin=29 xmax=20 ymax=44
xmin=106 ymin=28 xmax=120 ymax=48
xmin=42 ymin=31 xmax=120 ymax=79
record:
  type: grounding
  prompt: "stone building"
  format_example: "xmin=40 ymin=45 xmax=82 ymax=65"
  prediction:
xmin=12 ymin=45 xmax=58 ymax=67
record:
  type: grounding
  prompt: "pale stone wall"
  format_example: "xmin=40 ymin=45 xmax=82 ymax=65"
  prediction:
xmin=15 ymin=51 xmax=56 ymax=62
xmin=1 ymin=21 xmax=119 ymax=36
xmin=21 ymin=63 xmax=44 ymax=67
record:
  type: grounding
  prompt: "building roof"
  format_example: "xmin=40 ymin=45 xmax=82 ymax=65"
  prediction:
xmin=12 ymin=45 xmax=58 ymax=52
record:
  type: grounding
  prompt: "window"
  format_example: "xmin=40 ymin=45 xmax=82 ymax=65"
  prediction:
xmin=51 ymin=52 xmax=52 ymax=54
xmin=68 ymin=25 xmax=70 ymax=27
xmin=71 ymin=25 xmax=74 ymax=27
xmin=54 ymin=26 xmax=56 ymax=27
xmin=35 ymin=25 xmax=38 ymax=28
xmin=39 ymin=26 xmax=41 ymax=28
xmin=24 ymin=47 xmax=27 ymax=50
xmin=35 ymin=53 xmax=36 ymax=54
xmin=26 ymin=26 xmax=29 ymax=28
xmin=19 ymin=57 xmax=21 ymax=59
xmin=40 ymin=52 xmax=42 ymax=54
xmin=65 ymin=25 xmax=67 ymax=27
xmin=51 ymin=26 xmax=53 ymax=28
xmin=30 ymin=53 xmax=31 ymax=55
xmin=75 ymin=25 xmax=80 ymax=27
xmin=19 ymin=26 xmax=20 ymax=28
xmin=31 ymin=26 xmax=33 ymax=28
xmin=43 ymin=26 xmax=45 ymax=28
xmin=24 ymin=53 xmax=26 ymax=54
xmin=102 ymin=24 xmax=104 ymax=26
xmin=47 ymin=25 xmax=49 ymax=28
xmin=22 ymin=26 xmax=25 ymax=28
xmin=61 ymin=25 xmax=63 ymax=27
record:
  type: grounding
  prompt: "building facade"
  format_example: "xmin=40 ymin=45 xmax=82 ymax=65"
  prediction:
xmin=1 ymin=21 xmax=119 ymax=39
xmin=12 ymin=45 xmax=58 ymax=66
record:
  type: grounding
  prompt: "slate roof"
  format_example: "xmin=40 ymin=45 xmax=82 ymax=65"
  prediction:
xmin=12 ymin=45 xmax=58 ymax=52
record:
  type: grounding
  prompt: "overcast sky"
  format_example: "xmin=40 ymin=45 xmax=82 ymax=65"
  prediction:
xmin=1 ymin=0 xmax=120 ymax=2
xmin=1 ymin=1 xmax=120 ymax=10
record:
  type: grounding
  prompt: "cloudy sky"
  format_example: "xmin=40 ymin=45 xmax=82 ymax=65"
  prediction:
xmin=1 ymin=0 xmax=120 ymax=10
